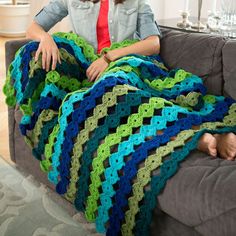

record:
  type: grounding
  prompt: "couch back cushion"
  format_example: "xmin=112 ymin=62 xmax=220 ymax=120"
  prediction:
xmin=160 ymin=29 xmax=226 ymax=96
xmin=222 ymin=40 xmax=236 ymax=100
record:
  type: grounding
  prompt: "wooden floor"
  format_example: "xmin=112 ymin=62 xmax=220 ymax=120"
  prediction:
xmin=0 ymin=36 xmax=25 ymax=162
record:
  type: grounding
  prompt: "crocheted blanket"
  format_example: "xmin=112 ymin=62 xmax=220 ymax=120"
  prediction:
xmin=3 ymin=32 xmax=236 ymax=236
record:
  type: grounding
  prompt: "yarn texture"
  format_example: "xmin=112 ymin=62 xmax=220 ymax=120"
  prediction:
xmin=3 ymin=32 xmax=236 ymax=236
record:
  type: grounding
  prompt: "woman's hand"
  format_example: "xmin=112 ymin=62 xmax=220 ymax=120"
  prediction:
xmin=34 ymin=33 xmax=61 ymax=72
xmin=86 ymin=57 xmax=109 ymax=82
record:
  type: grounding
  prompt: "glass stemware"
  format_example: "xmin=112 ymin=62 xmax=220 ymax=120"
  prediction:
xmin=219 ymin=0 xmax=236 ymax=37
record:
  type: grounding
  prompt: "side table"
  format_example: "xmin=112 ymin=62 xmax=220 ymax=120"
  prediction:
xmin=158 ymin=17 xmax=236 ymax=39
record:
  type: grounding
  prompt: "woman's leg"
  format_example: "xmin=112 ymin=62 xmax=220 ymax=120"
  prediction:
xmin=197 ymin=133 xmax=217 ymax=157
xmin=214 ymin=133 xmax=236 ymax=160
xmin=198 ymin=132 xmax=236 ymax=160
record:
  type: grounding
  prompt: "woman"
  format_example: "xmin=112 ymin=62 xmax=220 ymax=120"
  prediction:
xmin=26 ymin=0 xmax=236 ymax=160
xmin=5 ymin=0 xmax=236 ymax=235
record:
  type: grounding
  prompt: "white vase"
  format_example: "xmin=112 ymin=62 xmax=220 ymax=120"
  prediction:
xmin=0 ymin=3 xmax=30 ymax=37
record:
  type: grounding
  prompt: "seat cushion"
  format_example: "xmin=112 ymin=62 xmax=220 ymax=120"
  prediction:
xmin=157 ymin=150 xmax=236 ymax=236
xmin=150 ymin=207 xmax=202 ymax=236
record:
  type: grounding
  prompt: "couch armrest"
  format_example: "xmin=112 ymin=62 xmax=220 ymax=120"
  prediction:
xmin=5 ymin=39 xmax=30 ymax=71
xmin=159 ymin=28 xmax=226 ymax=96
xmin=5 ymin=39 xmax=30 ymax=163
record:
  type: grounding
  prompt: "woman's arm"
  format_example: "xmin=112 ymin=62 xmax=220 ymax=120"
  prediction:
xmin=26 ymin=21 xmax=49 ymax=41
xmin=26 ymin=21 xmax=61 ymax=72
xmin=87 ymin=0 xmax=161 ymax=82
xmin=26 ymin=0 xmax=68 ymax=71
xmin=106 ymin=35 xmax=160 ymax=61
xmin=87 ymin=35 xmax=160 ymax=82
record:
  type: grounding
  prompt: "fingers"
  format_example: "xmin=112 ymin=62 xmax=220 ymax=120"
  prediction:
xmin=35 ymin=35 xmax=60 ymax=71
xmin=58 ymin=51 xmax=61 ymax=64
xmin=87 ymin=58 xmax=109 ymax=82
xmin=51 ymin=50 xmax=59 ymax=71
xmin=36 ymin=49 xmax=61 ymax=71
xmin=86 ymin=65 xmax=95 ymax=81
xmin=41 ymin=49 xmax=47 ymax=70
xmin=46 ymin=51 xmax=51 ymax=72
xmin=95 ymin=71 xmax=103 ymax=81
xmin=35 ymin=47 xmax=41 ymax=62
xmin=91 ymin=71 xmax=99 ymax=82
xmin=87 ymin=68 xmax=99 ymax=82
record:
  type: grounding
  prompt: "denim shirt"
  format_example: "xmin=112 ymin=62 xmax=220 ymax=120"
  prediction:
xmin=34 ymin=0 xmax=161 ymax=51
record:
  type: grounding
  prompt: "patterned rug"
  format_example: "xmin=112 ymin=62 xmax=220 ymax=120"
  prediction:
xmin=0 ymin=156 xmax=102 ymax=236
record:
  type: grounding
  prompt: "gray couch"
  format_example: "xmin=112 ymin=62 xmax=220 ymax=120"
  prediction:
xmin=5 ymin=28 xmax=236 ymax=236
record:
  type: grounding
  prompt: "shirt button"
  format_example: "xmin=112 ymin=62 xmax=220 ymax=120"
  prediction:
xmin=109 ymin=19 xmax=113 ymax=24
xmin=111 ymin=36 xmax=114 ymax=40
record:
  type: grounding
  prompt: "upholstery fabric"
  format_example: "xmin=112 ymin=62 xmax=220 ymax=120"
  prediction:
xmin=5 ymin=29 xmax=236 ymax=236
xmin=160 ymin=29 xmax=226 ymax=96
xmin=222 ymin=40 xmax=236 ymax=100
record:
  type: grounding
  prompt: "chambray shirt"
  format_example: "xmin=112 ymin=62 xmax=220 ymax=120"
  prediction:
xmin=34 ymin=0 xmax=161 ymax=51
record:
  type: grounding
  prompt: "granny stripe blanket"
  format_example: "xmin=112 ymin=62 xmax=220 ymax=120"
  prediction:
xmin=3 ymin=32 xmax=236 ymax=236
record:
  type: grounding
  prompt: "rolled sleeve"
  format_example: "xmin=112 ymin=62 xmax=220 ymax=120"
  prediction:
xmin=34 ymin=0 xmax=68 ymax=32
xmin=136 ymin=0 xmax=162 ymax=39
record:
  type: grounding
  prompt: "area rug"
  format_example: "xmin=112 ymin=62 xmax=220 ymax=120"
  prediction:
xmin=0 ymin=156 xmax=101 ymax=236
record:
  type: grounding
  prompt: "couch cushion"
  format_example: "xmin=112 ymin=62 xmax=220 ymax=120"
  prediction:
xmin=160 ymin=28 xmax=226 ymax=96
xmin=222 ymin=40 xmax=236 ymax=100
xmin=157 ymin=150 xmax=236 ymax=236
xmin=150 ymin=207 xmax=201 ymax=236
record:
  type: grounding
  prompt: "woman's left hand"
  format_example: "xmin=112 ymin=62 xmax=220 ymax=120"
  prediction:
xmin=86 ymin=57 xmax=109 ymax=82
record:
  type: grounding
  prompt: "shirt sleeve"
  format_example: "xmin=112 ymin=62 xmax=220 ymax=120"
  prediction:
xmin=34 ymin=0 xmax=68 ymax=32
xmin=136 ymin=0 xmax=162 ymax=39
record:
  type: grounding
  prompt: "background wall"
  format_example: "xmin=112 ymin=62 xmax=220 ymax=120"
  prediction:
xmin=28 ymin=0 xmax=222 ymax=31
xmin=189 ymin=0 xmax=221 ymax=18
xmin=150 ymin=0 xmax=221 ymax=20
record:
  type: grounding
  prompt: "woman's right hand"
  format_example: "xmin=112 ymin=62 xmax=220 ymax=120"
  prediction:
xmin=34 ymin=33 xmax=61 ymax=72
